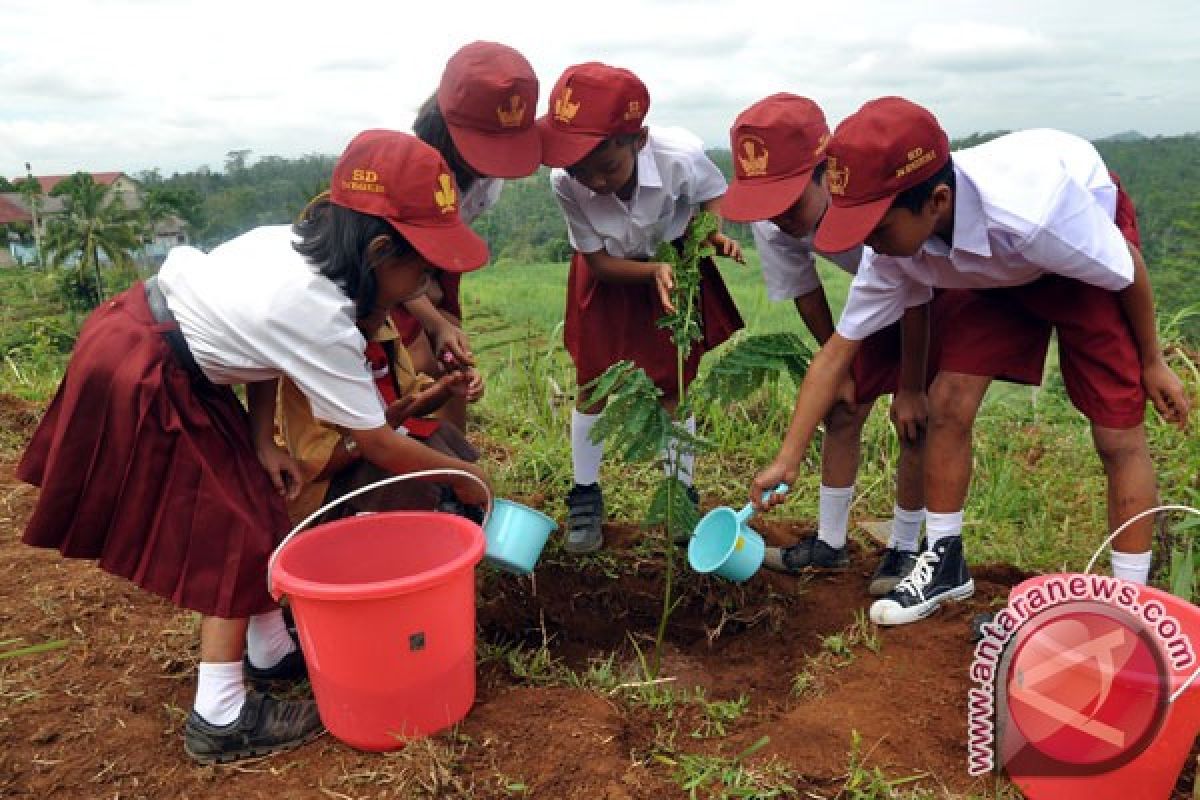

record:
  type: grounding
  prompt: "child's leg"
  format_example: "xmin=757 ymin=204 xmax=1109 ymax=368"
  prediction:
xmin=892 ymin=434 xmax=925 ymax=550
xmin=925 ymin=371 xmax=993 ymax=520
xmin=572 ymin=392 xmax=606 ymax=487
xmin=817 ymin=399 xmax=873 ymax=549
xmin=1091 ymin=423 xmax=1158 ymax=583
xmin=196 ymin=616 xmax=250 ymax=725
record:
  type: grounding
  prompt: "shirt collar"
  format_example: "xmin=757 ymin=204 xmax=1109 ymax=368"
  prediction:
xmin=636 ymin=134 xmax=662 ymax=191
xmin=947 ymin=163 xmax=991 ymax=257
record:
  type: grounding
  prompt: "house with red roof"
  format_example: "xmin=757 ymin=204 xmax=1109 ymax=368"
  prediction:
xmin=2 ymin=171 xmax=188 ymax=267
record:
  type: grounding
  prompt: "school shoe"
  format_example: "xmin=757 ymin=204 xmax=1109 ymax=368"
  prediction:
xmin=244 ymin=646 xmax=307 ymax=686
xmin=564 ymin=482 xmax=604 ymax=554
xmin=867 ymin=548 xmax=920 ymax=597
xmin=869 ymin=537 xmax=974 ymax=626
xmin=183 ymin=691 xmax=324 ymax=764
xmin=762 ymin=537 xmax=849 ymax=575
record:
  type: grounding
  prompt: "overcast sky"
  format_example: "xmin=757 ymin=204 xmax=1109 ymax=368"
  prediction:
xmin=3 ymin=0 xmax=1197 ymax=178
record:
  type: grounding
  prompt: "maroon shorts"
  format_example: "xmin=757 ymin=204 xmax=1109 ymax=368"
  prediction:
xmin=390 ymin=271 xmax=464 ymax=346
xmin=937 ymin=182 xmax=1145 ymax=429
xmin=17 ymin=284 xmax=291 ymax=618
xmin=851 ymin=289 xmax=973 ymax=403
xmin=564 ymin=251 xmax=744 ymax=403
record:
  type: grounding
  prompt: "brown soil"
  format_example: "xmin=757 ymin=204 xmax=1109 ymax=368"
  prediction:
xmin=0 ymin=393 xmax=1195 ymax=799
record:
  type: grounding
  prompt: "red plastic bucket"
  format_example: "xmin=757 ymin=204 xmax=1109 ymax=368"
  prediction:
xmin=269 ymin=510 xmax=484 ymax=751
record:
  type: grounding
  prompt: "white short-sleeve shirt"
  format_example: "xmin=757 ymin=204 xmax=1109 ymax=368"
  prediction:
xmin=157 ymin=225 xmax=387 ymax=430
xmin=550 ymin=126 xmax=728 ymax=258
xmin=462 ymin=178 xmax=503 ymax=225
xmin=752 ymin=220 xmax=864 ymax=301
xmin=836 ymin=129 xmax=1135 ymax=341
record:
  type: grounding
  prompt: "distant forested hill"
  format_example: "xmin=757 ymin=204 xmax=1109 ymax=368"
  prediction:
xmin=148 ymin=132 xmax=1199 ymax=339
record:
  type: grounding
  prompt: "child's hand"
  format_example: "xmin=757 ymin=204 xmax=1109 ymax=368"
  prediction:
xmin=1144 ymin=356 xmax=1190 ymax=429
xmin=254 ymin=442 xmax=304 ymax=500
xmin=463 ymin=367 xmax=485 ymax=403
xmin=750 ymin=460 xmax=796 ymax=512
xmin=452 ymin=463 xmax=491 ymax=507
xmin=708 ymin=232 xmax=745 ymax=264
xmin=652 ymin=262 xmax=676 ymax=313
xmin=435 ymin=325 xmax=475 ymax=371
xmin=890 ymin=388 xmax=929 ymax=444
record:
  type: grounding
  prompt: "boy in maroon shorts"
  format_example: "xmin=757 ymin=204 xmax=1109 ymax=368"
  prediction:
xmin=751 ymin=97 xmax=1190 ymax=626
xmin=721 ymin=93 xmax=962 ymax=594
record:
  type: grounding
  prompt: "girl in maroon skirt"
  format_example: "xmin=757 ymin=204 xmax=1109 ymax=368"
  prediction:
xmin=17 ymin=131 xmax=490 ymax=763
xmin=398 ymin=40 xmax=543 ymax=429
xmin=536 ymin=62 xmax=745 ymax=554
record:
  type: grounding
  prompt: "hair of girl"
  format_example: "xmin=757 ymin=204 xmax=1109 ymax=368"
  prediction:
xmin=293 ymin=194 xmax=414 ymax=320
xmin=412 ymin=91 xmax=477 ymax=193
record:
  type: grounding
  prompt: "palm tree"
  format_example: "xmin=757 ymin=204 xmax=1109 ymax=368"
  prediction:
xmin=42 ymin=173 xmax=143 ymax=306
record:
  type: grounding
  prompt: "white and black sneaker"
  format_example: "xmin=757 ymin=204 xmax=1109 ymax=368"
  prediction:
xmin=869 ymin=537 xmax=974 ymax=626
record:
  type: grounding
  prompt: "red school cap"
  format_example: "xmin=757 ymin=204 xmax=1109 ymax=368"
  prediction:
xmin=721 ymin=93 xmax=831 ymax=222
xmin=813 ymin=97 xmax=950 ymax=253
xmin=330 ymin=130 xmax=488 ymax=273
xmin=535 ymin=62 xmax=650 ymax=168
xmin=438 ymin=41 xmax=542 ymax=179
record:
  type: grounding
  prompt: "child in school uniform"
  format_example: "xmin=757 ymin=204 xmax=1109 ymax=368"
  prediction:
xmin=722 ymin=93 xmax=969 ymax=594
xmin=401 ymin=40 xmax=543 ymax=429
xmin=277 ymin=307 xmax=482 ymax=526
xmin=750 ymin=97 xmax=1190 ymax=626
xmin=537 ymin=61 xmax=746 ymax=554
xmin=17 ymin=130 xmax=491 ymax=762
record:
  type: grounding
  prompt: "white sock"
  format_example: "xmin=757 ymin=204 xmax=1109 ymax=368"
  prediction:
xmin=661 ymin=416 xmax=697 ymax=487
xmin=246 ymin=609 xmax=296 ymax=670
xmin=925 ymin=510 xmax=964 ymax=550
xmin=1111 ymin=550 xmax=1153 ymax=585
xmin=571 ymin=410 xmax=603 ymax=486
xmin=888 ymin=505 xmax=924 ymax=553
xmin=817 ymin=484 xmax=854 ymax=549
xmin=194 ymin=661 xmax=246 ymax=726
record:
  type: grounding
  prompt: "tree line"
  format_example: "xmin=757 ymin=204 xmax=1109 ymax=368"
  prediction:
xmin=5 ymin=134 xmax=1198 ymax=337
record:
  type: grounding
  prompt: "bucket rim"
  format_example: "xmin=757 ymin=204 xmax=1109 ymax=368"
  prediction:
xmin=688 ymin=522 xmax=739 ymax=573
xmin=271 ymin=511 xmax=485 ymax=601
xmin=490 ymin=498 xmax=557 ymax=530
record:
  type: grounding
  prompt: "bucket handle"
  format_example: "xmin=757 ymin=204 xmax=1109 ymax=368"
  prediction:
xmin=1081 ymin=503 xmax=1200 ymax=704
xmin=736 ymin=483 xmax=790 ymax=523
xmin=266 ymin=468 xmax=493 ymax=600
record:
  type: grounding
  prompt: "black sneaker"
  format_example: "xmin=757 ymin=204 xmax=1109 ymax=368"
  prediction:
xmin=868 ymin=548 xmax=919 ymax=597
xmin=564 ymin=483 xmax=604 ymax=554
xmin=183 ymin=690 xmax=324 ymax=764
xmin=244 ymin=646 xmax=307 ymax=686
xmin=762 ymin=537 xmax=849 ymax=574
xmin=869 ymin=537 xmax=974 ymax=626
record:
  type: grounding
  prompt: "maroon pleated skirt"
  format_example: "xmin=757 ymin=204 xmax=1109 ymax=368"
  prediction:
xmin=16 ymin=284 xmax=290 ymax=618
xmin=563 ymin=251 xmax=744 ymax=403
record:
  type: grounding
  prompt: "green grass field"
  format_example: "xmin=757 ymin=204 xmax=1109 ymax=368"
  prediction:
xmin=2 ymin=257 xmax=1197 ymax=579
xmin=459 ymin=254 xmax=1200 ymax=580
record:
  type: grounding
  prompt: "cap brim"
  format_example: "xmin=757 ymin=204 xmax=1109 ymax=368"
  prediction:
xmin=535 ymin=115 xmax=605 ymax=168
xmin=812 ymin=195 xmax=895 ymax=253
xmin=720 ymin=171 xmax=813 ymax=223
xmin=448 ymin=123 xmax=542 ymax=179
xmin=390 ymin=217 xmax=489 ymax=274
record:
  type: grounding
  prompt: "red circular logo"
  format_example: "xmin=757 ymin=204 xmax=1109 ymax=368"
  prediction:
xmin=1006 ymin=605 xmax=1168 ymax=769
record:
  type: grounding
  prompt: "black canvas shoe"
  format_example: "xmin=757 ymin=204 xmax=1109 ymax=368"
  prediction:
xmin=869 ymin=537 xmax=974 ymax=626
xmin=868 ymin=548 xmax=920 ymax=597
xmin=564 ymin=483 xmax=604 ymax=554
xmin=762 ymin=537 xmax=849 ymax=574
xmin=184 ymin=691 xmax=323 ymax=764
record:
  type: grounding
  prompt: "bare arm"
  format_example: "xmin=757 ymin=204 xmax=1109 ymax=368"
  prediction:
xmin=1118 ymin=242 xmax=1190 ymax=427
xmin=792 ymin=287 xmax=836 ymax=345
xmin=584 ymin=249 xmax=677 ymax=312
xmin=750 ymin=334 xmax=862 ymax=508
xmin=246 ymin=379 xmax=303 ymax=498
xmin=892 ymin=302 xmax=931 ymax=443
xmin=349 ymin=425 xmax=490 ymax=506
